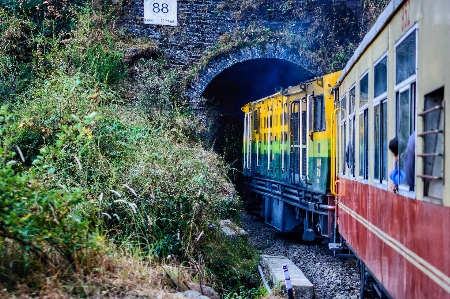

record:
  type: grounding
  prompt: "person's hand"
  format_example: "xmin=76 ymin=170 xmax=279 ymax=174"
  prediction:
xmin=390 ymin=183 xmax=398 ymax=193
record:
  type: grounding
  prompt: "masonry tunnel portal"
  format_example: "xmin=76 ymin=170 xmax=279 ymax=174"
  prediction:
xmin=201 ymin=58 xmax=315 ymax=194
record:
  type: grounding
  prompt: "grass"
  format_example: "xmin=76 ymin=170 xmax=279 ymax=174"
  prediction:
xmin=0 ymin=2 xmax=268 ymax=298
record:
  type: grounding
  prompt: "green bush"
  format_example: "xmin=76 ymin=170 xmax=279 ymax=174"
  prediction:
xmin=0 ymin=0 xmax=88 ymax=34
xmin=202 ymin=230 xmax=261 ymax=295
xmin=0 ymin=106 xmax=98 ymax=282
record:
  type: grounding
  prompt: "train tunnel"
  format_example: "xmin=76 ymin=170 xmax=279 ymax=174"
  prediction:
xmin=201 ymin=58 xmax=315 ymax=195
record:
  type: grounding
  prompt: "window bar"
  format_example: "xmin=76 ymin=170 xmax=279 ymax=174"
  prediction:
xmin=417 ymin=153 xmax=442 ymax=157
xmin=417 ymin=174 xmax=442 ymax=180
xmin=418 ymin=129 xmax=443 ymax=137
xmin=417 ymin=105 xmax=443 ymax=117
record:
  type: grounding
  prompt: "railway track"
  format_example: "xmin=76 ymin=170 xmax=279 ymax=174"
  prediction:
xmin=240 ymin=212 xmax=360 ymax=299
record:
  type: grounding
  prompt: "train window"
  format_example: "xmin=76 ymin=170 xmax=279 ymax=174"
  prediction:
xmin=359 ymin=110 xmax=368 ymax=179
xmin=301 ymin=101 xmax=307 ymax=178
xmin=341 ymin=95 xmax=347 ymax=118
xmin=360 ymin=73 xmax=369 ymax=107
xmin=374 ymin=56 xmax=388 ymax=98
xmin=396 ymin=29 xmax=416 ymax=85
xmin=421 ymin=87 xmax=444 ymax=204
xmin=348 ymin=87 xmax=356 ymax=177
xmin=395 ymin=27 xmax=417 ymax=192
xmin=349 ymin=116 xmax=356 ymax=177
xmin=308 ymin=96 xmax=313 ymax=134
xmin=243 ymin=113 xmax=251 ymax=170
xmin=253 ymin=109 xmax=258 ymax=133
xmin=349 ymin=86 xmax=355 ymax=115
xmin=374 ymin=101 xmax=388 ymax=183
xmin=395 ymin=83 xmax=416 ymax=190
xmin=314 ymin=95 xmax=326 ymax=131
xmin=290 ymin=101 xmax=300 ymax=183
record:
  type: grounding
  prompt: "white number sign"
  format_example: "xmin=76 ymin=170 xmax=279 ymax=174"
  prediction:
xmin=144 ymin=0 xmax=177 ymax=26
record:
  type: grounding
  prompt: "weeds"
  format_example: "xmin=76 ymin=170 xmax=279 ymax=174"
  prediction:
xmin=0 ymin=1 xmax=266 ymax=297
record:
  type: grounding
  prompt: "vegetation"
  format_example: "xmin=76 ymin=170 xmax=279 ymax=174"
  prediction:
xmin=0 ymin=0 xmax=389 ymax=297
xmin=0 ymin=1 xmax=265 ymax=298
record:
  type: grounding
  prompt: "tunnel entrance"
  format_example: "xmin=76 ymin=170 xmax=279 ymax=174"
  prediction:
xmin=201 ymin=58 xmax=315 ymax=196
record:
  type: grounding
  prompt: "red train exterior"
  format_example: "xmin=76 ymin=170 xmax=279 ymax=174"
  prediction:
xmin=334 ymin=0 xmax=450 ymax=298
xmin=338 ymin=179 xmax=450 ymax=298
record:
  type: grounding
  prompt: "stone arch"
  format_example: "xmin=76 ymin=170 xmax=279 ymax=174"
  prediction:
xmin=187 ymin=43 xmax=321 ymax=102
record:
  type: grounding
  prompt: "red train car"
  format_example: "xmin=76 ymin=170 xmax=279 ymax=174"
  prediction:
xmin=333 ymin=0 xmax=450 ymax=298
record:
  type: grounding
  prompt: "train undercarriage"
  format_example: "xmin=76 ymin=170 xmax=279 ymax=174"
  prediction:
xmin=244 ymin=176 xmax=336 ymax=243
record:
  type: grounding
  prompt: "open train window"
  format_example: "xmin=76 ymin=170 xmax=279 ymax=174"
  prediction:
xmin=395 ymin=83 xmax=416 ymax=190
xmin=420 ymin=87 xmax=444 ymax=205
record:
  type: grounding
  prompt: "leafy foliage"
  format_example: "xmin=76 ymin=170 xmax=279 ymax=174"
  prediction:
xmin=0 ymin=106 xmax=98 ymax=282
xmin=0 ymin=0 xmax=88 ymax=34
xmin=203 ymin=231 xmax=260 ymax=294
xmin=0 ymin=0 xmax=284 ymax=296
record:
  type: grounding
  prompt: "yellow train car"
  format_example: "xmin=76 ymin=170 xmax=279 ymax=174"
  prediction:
xmin=242 ymin=71 xmax=341 ymax=241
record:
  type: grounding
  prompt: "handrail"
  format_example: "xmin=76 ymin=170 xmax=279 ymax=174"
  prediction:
xmin=243 ymin=113 xmax=248 ymax=169
xmin=330 ymin=108 xmax=339 ymax=196
xmin=247 ymin=112 xmax=251 ymax=169
xmin=282 ymin=99 xmax=286 ymax=172
xmin=268 ymin=103 xmax=272 ymax=170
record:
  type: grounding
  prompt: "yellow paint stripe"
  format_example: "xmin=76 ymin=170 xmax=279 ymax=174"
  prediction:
xmin=339 ymin=203 xmax=450 ymax=294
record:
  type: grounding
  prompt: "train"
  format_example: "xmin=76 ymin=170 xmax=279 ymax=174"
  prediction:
xmin=241 ymin=0 xmax=450 ymax=298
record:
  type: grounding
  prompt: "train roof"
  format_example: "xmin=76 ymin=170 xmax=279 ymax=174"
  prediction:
xmin=335 ymin=0 xmax=405 ymax=87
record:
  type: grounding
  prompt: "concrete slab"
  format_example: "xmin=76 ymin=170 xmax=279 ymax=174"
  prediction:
xmin=260 ymin=255 xmax=313 ymax=299
xmin=219 ymin=219 xmax=248 ymax=241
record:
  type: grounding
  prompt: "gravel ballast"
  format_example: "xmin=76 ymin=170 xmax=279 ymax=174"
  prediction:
xmin=240 ymin=213 xmax=361 ymax=299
